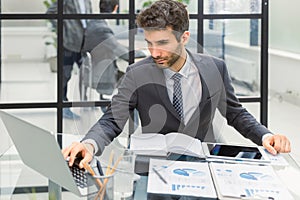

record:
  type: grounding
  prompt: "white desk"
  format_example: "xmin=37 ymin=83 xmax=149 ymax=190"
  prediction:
xmin=1 ymin=133 xmax=300 ymax=200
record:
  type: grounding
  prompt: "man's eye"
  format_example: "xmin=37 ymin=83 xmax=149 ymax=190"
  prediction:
xmin=158 ymin=41 xmax=168 ymax=45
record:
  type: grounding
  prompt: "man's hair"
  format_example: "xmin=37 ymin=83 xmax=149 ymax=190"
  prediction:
xmin=99 ymin=0 xmax=119 ymax=13
xmin=136 ymin=0 xmax=189 ymax=41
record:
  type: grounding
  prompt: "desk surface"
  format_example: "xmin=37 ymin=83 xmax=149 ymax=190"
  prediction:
xmin=1 ymin=147 xmax=300 ymax=200
xmin=1 ymin=134 xmax=300 ymax=200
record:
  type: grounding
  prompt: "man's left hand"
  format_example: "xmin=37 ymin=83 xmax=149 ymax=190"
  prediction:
xmin=263 ymin=134 xmax=291 ymax=155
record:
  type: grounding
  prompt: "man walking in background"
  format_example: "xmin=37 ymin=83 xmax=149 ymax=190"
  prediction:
xmin=81 ymin=0 xmax=145 ymax=111
xmin=47 ymin=0 xmax=92 ymax=119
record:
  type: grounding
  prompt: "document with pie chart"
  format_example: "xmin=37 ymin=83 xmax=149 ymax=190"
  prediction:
xmin=210 ymin=162 xmax=294 ymax=199
xmin=147 ymin=159 xmax=217 ymax=198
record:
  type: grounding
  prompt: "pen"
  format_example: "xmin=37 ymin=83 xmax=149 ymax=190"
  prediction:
xmin=97 ymin=160 xmax=104 ymax=176
xmin=152 ymin=167 xmax=168 ymax=184
xmin=82 ymin=162 xmax=103 ymax=188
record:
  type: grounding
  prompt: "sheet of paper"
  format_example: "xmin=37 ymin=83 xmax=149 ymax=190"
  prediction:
xmin=210 ymin=162 xmax=294 ymax=199
xmin=147 ymin=159 xmax=217 ymax=198
xmin=261 ymin=148 xmax=289 ymax=166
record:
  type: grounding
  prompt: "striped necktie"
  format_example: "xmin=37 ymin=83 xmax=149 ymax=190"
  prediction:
xmin=171 ymin=73 xmax=184 ymax=121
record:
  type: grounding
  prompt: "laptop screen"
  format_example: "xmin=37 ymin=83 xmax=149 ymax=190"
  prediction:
xmin=0 ymin=111 xmax=82 ymax=196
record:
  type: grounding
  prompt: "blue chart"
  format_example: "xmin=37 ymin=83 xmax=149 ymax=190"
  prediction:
xmin=239 ymin=172 xmax=273 ymax=181
xmin=172 ymin=184 xmax=206 ymax=191
xmin=244 ymin=188 xmax=280 ymax=197
xmin=171 ymin=168 xmax=206 ymax=192
xmin=239 ymin=171 xmax=278 ymax=198
xmin=173 ymin=168 xmax=206 ymax=177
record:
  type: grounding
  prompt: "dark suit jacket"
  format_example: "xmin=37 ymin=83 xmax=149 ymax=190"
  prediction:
xmin=83 ymin=51 xmax=270 ymax=155
xmin=46 ymin=0 xmax=92 ymax=52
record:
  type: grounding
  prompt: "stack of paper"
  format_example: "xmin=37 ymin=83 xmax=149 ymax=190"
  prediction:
xmin=147 ymin=159 xmax=217 ymax=199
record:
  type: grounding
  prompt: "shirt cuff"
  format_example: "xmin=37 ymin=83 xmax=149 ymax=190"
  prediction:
xmin=82 ymin=139 xmax=98 ymax=155
xmin=262 ymin=133 xmax=273 ymax=143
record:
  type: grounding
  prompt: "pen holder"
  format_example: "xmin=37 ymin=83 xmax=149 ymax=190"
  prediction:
xmin=114 ymin=150 xmax=136 ymax=199
xmin=89 ymin=167 xmax=115 ymax=200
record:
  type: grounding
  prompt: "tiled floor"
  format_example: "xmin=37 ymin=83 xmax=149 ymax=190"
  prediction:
xmin=0 ymin=60 xmax=299 ymax=199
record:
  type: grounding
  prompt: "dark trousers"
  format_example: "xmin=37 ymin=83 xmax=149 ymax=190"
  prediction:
xmin=63 ymin=48 xmax=83 ymax=101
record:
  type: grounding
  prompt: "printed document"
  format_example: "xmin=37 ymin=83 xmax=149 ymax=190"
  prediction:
xmin=210 ymin=162 xmax=294 ymax=199
xmin=147 ymin=159 xmax=217 ymax=198
xmin=262 ymin=148 xmax=289 ymax=166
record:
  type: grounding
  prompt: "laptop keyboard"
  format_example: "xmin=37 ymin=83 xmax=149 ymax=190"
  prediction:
xmin=68 ymin=161 xmax=87 ymax=188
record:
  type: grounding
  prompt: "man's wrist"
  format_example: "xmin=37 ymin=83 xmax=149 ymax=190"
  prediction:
xmin=82 ymin=140 xmax=96 ymax=155
xmin=262 ymin=133 xmax=273 ymax=143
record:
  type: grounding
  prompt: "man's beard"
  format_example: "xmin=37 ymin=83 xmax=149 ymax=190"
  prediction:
xmin=152 ymin=44 xmax=183 ymax=69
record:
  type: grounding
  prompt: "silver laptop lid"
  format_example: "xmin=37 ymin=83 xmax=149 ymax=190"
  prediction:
xmin=0 ymin=111 xmax=83 ymax=196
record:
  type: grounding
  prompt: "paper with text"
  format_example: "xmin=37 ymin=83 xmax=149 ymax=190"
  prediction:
xmin=210 ymin=162 xmax=294 ymax=199
xmin=147 ymin=159 xmax=217 ymax=198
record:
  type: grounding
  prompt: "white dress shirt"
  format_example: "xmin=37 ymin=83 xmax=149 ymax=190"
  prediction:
xmin=163 ymin=53 xmax=202 ymax=124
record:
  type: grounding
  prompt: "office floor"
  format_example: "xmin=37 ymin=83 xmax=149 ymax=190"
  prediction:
xmin=0 ymin=60 xmax=299 ymax=199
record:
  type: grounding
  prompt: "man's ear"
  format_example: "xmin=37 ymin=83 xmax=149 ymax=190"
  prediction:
xmin=181 ymin=31 xmax=190 ymax=45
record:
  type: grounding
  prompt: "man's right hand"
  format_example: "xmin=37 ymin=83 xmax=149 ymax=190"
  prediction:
xmin=62 ymin=142 xmax=94 ymax=168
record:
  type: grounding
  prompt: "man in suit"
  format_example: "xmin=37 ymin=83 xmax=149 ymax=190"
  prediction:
xmin=63 ymin=0 xmax=291 ymax=168
xmin=47 ymin=0 xmax=92 ymax=119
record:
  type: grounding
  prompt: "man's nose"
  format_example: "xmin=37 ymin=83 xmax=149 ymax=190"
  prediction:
xmin=150 ymin=47 xmax=162 ymax=58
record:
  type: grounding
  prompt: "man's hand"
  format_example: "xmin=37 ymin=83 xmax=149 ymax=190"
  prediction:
xmin=62 ymin=142 xmax=94 ymax=168
xmin=262 ymin=134 xmax=291 ymax=155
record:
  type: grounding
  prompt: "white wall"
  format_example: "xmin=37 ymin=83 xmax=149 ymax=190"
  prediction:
xmin=1 ymin=27 xmax=52 ymax=62
xmin=268 ymin=0 xmax=300 ymax=105
xmin=269 ymin=50 xmax=300 ymax=106
xmin=2 ymin=0 xmax=46 ymax=13
xmin=269 ymin=0 xmax=300 ymax=54
xmin=224 ymin=41 xmax=300 ymax=107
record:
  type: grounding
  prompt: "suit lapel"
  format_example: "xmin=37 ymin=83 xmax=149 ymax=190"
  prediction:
xmin=148 ymin=59 xmax=183 ymax=120
xmin=148 ymin=53 xmax=214 ymax=125
xmin=199 ymin=72 xmax=211 ymax=108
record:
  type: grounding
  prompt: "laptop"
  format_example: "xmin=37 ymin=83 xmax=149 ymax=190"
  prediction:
xmin=0 ymin=110 xmax=97 ymax=196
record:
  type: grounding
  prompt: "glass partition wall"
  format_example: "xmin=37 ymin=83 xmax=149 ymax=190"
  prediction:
xmin=0 ymin=0 xmax=269 ymax=195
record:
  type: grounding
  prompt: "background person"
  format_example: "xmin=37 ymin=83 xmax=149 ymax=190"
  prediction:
xmin=62 ymin=0 xmax=291 ymax=168
xmin=47 ymin=0 xmax=92 ymax=119
xmin=81 ymin=0 xmax=145 ymax=107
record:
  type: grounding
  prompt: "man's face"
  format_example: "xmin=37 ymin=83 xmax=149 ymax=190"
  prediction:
xmin=144 ymin=27 xmax=189 ymax=71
